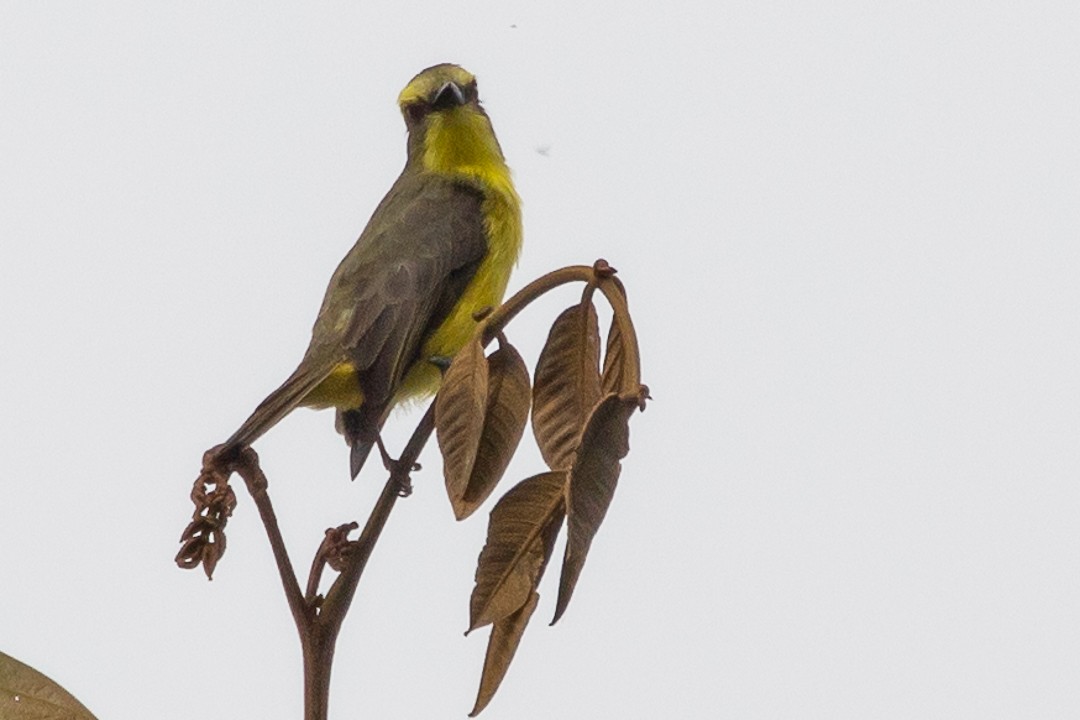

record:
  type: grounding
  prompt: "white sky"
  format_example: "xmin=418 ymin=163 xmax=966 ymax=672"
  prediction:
xmin=2 ymin=2 xmax=1078 ymax=718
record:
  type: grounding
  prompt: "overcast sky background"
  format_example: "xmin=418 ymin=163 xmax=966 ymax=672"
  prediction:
xmin=2 ymin=2 xmax=1078 ymax=719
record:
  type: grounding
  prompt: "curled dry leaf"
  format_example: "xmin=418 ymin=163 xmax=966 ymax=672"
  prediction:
xmin=468 ymin=471 xmax=566 ymax=633
xmin=468 ymin=591 xmax=540 ymax=718
xmin=455 ymin=342 xmax=532 ymax=520
xmin=553 ymin=391 xmax=640 ymax=624
xmin=0 ymin=651 xmax=99 ymax=720
xmin=176 ymin=467 xmax=236 ymax=579
xmin=531 ymin=301 xmax=601 ymax=470
xmin=435 ymin=337 xmax=489 ymax=514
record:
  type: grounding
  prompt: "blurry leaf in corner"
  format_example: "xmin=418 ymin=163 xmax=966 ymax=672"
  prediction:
xmin=531 ymin=301 xmax=602 ymax=470
xmin=0 ymin=651 xmax=98 ymax=720
xmin=469 ymin=591 xmax=540 ymax=717
xmin=553 ymin=392 xmax=638 ymax=624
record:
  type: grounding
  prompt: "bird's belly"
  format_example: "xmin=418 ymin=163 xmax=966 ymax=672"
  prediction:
xmin=397 ymin=187 xmax=521 ymax=403
xmin=394 ymin=276 xmax=501 ymax=403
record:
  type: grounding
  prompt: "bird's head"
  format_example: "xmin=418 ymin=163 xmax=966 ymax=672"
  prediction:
xmin=398 ymin=64 xmax=481 ymax=129
xmin=397 ymin=64 xmax=506 ymax=174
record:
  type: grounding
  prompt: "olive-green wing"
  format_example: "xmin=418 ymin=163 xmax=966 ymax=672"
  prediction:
xmin=327 ymin=173 xmax=488 ymax=475
xmin=222 ymin=172 xmax=487 ymax=466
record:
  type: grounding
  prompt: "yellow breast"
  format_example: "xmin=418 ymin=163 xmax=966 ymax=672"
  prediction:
xmin=396 ymin=106 xmax=523 ymax=402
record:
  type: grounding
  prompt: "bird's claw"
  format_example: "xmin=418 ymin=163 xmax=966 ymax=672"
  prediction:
xmin=429 ymin=355 xmax=453 ymax=374
xmin=375 ymin=436 xmax=415 ymax=497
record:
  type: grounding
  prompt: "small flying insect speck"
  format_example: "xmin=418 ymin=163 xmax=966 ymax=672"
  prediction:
xmin=535 ymin=144 xmax=551 ymax=157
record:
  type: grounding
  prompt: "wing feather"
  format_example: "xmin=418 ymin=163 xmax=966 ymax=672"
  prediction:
xmin=221 ymin=170 xmax=488 ymax=462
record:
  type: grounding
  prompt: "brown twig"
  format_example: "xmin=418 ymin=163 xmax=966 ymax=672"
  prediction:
xmin=230 ymin=451 xmax=311 ymax=632
xmin=306 ymin=522 xmax=359 ymax=606
xmin=479 ymin=259 xmax=642 ymax=394
xmin=299 ymin=403 xmax=437 ymax=720
xmin=318 ymin=403 xmax=435 ymax=623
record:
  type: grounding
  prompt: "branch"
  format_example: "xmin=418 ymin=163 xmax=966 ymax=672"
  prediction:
xmin=233 ymin=450 xmax=310 ymax=632
xmin=479 ymin=259 xmax=642 ymax=392
xmin=316 ymin=402 xmax=437 ymax=631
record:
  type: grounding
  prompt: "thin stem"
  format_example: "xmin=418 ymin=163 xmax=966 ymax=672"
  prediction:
xmin=235 ymin=455 xmax=309 ymax=633
xmin=478 ymin=259 xmax=643 ymax=393
xmin=595 ymin=275 xmax=644 ymax=392
xmin=319 ymin=403 xmax=437 ymax=624
xmin=302 ymin=633 xmax=333 ymax=720
xmin=291 ymin=403 xmax=438 ymax=720
xmin=479 ymin=264 xmax=596 ymax=345
xmin=306 ymin=552 xmax=326 ymax=607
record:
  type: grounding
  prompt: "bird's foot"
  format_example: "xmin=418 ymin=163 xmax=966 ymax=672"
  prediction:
xmin=428 ymin=355 xmax=453 ymax=375
xmin=376 ymin=435 xmax=417 ymax=497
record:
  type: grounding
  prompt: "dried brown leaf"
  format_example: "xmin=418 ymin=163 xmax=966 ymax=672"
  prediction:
xmin=455 ymin=342 xmax=532 ymax=520
xmin=0 ymin=651 xmax=98 ymax=720
xmin=601 ymin=313 xmax=626 ymax=396
xmin=468 ymin=590 xmax=540 ymax=717
xmin=469 ymin=471 xmax=566 ymax=633
xmin=436 ymin=337 xmax=489 ymax=513
xmin=553 ymin=393 xmax=638 ymax=624
xmin=202 ymin=543 xmax=220 ymax=580
xmin=531 ymin=301 xmax=601 ymax=470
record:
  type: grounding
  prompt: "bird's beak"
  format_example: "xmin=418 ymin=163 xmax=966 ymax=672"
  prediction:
xmin=431 ymin=81 xmax=466 ymax=110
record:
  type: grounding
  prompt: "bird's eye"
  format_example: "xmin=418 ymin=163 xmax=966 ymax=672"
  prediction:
xmin=405 ymin=102 xmax=428 ymax=124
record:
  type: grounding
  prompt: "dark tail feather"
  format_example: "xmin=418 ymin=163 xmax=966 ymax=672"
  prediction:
xmin=338 ymin=406 xmax=385 ymax=479
xmin=220 ymin=366 xmax=328 ymax=458
xmin=350 ymin=440 xmax=375 ymax=480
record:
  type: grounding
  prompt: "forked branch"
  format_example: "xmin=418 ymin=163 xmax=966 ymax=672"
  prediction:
xmin=176 ymin=259 xmax=647 ymax=720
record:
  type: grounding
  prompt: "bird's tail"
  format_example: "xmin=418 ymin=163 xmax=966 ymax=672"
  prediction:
xmin=336 ymin=405 xmax=385 ymax=479
xmin=350 ymin=438 xmax=375 ymax=480
xmin=219 ymin=365 xmax=330 ymax=460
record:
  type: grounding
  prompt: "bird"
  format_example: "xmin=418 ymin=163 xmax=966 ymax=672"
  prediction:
xmin=217 ymin=63 xmax=522 ymax=478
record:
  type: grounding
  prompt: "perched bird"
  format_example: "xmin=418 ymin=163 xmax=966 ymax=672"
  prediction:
xmin=218 ymin=64 xmax=522 ymax=477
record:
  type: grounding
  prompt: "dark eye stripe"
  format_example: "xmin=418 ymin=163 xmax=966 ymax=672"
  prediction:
xmin=405 ymin=102 xmax=429 ymax=123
